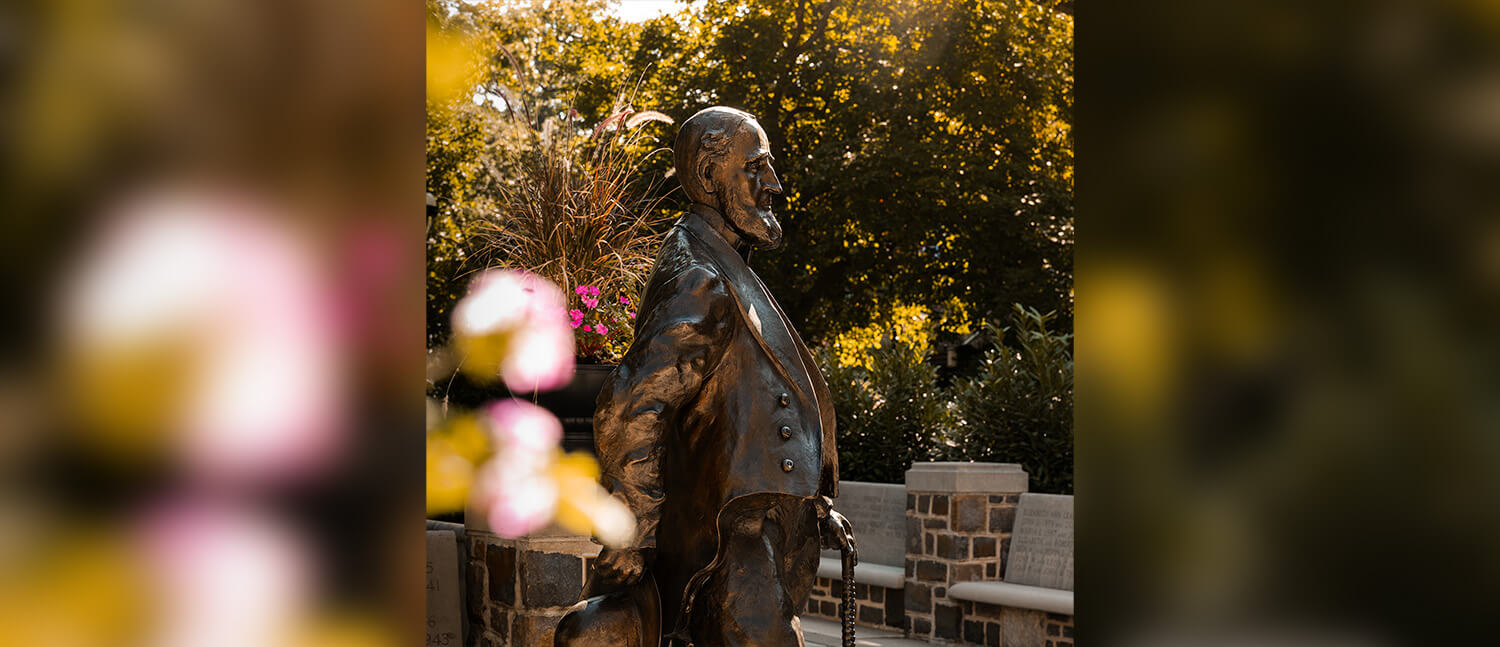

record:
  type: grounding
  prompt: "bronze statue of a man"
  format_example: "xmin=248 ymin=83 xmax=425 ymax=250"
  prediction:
xmin=556 ymin=107 xmax=856 ymax=647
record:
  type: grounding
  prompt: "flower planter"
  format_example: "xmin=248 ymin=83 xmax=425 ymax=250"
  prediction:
xmin=434 ymin=363 xmax=616 ymax=455
xmin=526 ymin=363 xmax=616 ymax=454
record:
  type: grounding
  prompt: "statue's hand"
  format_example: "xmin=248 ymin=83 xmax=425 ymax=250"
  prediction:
xmin=820 ymin=508 xmax=858 ymax=566
xmin=595 ymin=547 xmax=649 ymax=586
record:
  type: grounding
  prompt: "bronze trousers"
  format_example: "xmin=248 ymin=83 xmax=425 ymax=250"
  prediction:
xmin=684 ymin=497 xmax=821 ymax=647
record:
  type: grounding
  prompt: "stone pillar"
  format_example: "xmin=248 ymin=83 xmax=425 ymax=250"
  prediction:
xmin=902 ymin=462 xmax=1028 ymax=641
xmin=464 ymin=528 xmax=600 ymax=647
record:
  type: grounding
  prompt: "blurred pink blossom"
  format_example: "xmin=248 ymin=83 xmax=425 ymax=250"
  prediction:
xmin=619 ymin=295 xmax=630 ymax=305
xmin=628 ymin=311 xmax=636 ymax=319
xmin=486 ymin=399 xmax=561 ymax=456
xmin=60 ymin=190 xmax=346 ymax=485
xmin=501 ymin=323 xmax=574 ymax=393
xmin=582 ymin=325 xmax=593 ymax=333
xmin=479 ymin=472 xmax=559 ymax=538
xmin=140 ymin=498 xmax=312 ymax=647
xmin=454 ymin=269 xmax=575 ymax=393
xmin=473 ymin=399 xmax=564 ymax=537
xmin=454 ymin=270 xmax=566 ymax=339
xmin=596 ymin=324 xmax=609 ymax=336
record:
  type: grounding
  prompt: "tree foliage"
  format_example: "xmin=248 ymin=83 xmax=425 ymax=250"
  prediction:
xmin=428 ymin=0 xmax=1074 ymax=488
xmin=671 ymin=0 xmax=1075 ymax=346
xmin=427 ymin=0 xmax=1073 ymax=348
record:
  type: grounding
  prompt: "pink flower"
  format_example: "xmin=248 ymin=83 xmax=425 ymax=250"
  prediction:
xmin=582 ymin=325 xmax=592 ymax=333
xmin=568 ymin=309 xmax=584 ymax=329
xmin=61 ymin=192 xmax=346 ymax=487
xmin=619 ymin=295 xmax=631 ymax=305
xmin=581 ymin=296 xmax=599 ymax=309
xmin=574 ymin=285 xmax=587 ymax=296
xmin=596 ymin=324 xmax=609 ymax=336
xmin=627 ymin=311 xmax=636 ymax=319
xmin=471 ymin=451 xmax=558 ymax=538
xmin=587 ymin=286 xmax=601 ymax=297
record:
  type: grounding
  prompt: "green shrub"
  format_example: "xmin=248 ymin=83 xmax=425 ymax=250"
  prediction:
xmin=817 ymin=340 xmax=951 ymax=484
xmin=947 ymin=305 xmax=1074 ymax=494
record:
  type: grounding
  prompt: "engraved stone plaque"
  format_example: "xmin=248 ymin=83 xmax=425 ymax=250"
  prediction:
xmin=1003 ymin=493 xmax=1074 ymax=590
xmin=821 ymin=481 xmax=908 ymax=567
xmin=426 ymin=529 xmax=463 ymax=647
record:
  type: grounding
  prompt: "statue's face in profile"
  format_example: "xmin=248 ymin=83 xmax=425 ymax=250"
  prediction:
xmin=709 ymin=121 xmax=784 ymax=249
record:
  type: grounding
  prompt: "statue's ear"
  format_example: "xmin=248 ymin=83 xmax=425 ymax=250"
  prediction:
xmin=697 ymin=161 xmax=715 ymax=193
xmin=697 ymin=127 xmax=730 ymax=196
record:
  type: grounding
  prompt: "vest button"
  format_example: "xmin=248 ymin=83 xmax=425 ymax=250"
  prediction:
xmin=778 ymin=393 xmax=791 ymax=406
xmin=781 ymin=458 xmax=795 ymax=472
xmin=779 ymin=425 xmax=792 ymax=440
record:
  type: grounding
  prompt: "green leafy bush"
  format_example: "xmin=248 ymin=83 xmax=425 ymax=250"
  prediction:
xmin=947 ymin=305 xmax=1074 ymax=494
xmin=816 ymin=304 xmax=1074 ymax=492
xmin=817 ymin=341 xmax=951 ymax=484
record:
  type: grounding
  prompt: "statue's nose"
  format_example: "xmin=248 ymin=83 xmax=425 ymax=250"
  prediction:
xmin=765 ymin=167 xmax=783 ymax=194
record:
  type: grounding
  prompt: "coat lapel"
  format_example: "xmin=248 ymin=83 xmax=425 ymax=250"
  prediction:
xmin=679 ymin=213 xmax=818 ymax=415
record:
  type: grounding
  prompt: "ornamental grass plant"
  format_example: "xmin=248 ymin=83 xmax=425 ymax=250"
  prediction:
xmin=472 ymin=93 xmax=675 ymax=363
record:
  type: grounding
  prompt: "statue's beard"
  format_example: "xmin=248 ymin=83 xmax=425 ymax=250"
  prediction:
xmin=724 ymin=201 xmax=783 ymax=250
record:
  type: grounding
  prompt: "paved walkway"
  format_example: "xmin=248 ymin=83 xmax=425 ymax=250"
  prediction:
xmin=801 ymin=616 xmax=928 ymax=647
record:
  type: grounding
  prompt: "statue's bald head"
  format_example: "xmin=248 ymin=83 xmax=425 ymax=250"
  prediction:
xmin=674 ymin=107 xmax=756 ymax=205
xmin=673 ymin=106 xmax=784 ymax=249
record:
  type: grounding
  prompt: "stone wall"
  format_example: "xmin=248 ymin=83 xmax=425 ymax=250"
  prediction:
xmin=961 ymin=602 xmax=1075 ymax=647
xmin=805 ymin=576 xmax=905 ymax=630
xmin=441 ymin=463 xmax=1074 ymax=647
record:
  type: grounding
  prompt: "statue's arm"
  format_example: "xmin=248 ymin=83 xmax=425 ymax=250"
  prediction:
xmin=594 ymin=265 xmax=732 ymax=555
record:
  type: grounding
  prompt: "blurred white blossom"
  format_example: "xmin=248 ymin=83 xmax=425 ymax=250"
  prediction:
xmin=59 ymin=190 xmax=346 ymax=485
xmin=451 ymin=270 xmax=574 ymax=393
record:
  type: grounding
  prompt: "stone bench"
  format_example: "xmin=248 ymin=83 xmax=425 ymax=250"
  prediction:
xmin=803 ymin=481 xmax=909 ymax=629
xmin=816 ymin=557 xmax=906 ymax=589
xmin=948 ymin=492 xmax=1074 ymax=646
xmin=947 ymin=581 xmax=1073 ymax=616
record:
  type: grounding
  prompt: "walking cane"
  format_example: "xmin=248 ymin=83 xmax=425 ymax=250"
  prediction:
xmin=840 ymin=537 xmax=857 ymax=647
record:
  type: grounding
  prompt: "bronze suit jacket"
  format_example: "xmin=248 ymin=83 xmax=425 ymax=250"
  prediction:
xmin=593 ymin=204 xmax=838 ymax=632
